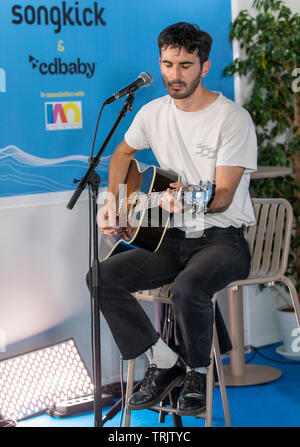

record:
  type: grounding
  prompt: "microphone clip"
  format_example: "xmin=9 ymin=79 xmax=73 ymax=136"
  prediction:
xmin=124 ymin=93 xmax=135 ymax=110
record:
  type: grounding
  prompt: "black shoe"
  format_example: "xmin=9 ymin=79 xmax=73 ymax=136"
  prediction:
xmin=176 ymin=370 xmax=206 ymax=416
xmin=128 ymin=357 xmax=186 ymax=410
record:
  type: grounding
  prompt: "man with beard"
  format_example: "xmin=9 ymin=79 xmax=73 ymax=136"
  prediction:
xmin=92 ymin=22 xmax=257 ymax=416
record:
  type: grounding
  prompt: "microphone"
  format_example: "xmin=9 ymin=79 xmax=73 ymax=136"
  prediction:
xmin=104 ymin=72 xmax=153 ymax=104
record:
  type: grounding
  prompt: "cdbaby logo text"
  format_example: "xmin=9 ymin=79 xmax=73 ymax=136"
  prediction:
xmin=45 ymin=101 xmax=83 ymax=130
xmin=29 ymin=55 xmax=95 ymax=79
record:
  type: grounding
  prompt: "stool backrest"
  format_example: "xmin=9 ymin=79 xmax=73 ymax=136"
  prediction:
xmin=244 ymin=198 xmax=293 ymax=281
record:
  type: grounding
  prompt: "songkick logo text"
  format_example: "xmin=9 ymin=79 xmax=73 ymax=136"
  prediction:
xmin=12 ymin=1 xmax=106 ymax=34
xmin=45 ymin=101 xmax=83 ymax=130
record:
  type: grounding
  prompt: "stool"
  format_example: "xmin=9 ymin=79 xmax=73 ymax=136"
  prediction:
xmin=123 ymin=287 xmax=231 ymax=427
xmin=223 ymin=198 xmax=300 ymax=385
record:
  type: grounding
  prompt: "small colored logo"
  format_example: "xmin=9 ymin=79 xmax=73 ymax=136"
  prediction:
xmin=45 ymin=101 xmax=83 ymax=131
xmin=0 ymin=68 xmax=6 ymax=92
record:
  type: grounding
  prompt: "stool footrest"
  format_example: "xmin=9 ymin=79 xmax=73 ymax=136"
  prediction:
xmin=151 ymin=405 xmax=206 ymax=418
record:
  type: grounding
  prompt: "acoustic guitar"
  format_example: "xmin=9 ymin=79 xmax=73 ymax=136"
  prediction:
xmin=99 ymin=159 xmax=214 ymax=260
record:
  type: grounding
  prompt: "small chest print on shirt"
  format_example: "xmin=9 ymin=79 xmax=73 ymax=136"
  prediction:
xmin=194 ymin=143 xmax=217 ymax=159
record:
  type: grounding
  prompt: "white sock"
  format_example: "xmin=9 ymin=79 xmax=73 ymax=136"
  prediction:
xmin=146 ymin=337 xmax=178 ymax=369
xmin=187 ymin=366 xmax=207 ymax=374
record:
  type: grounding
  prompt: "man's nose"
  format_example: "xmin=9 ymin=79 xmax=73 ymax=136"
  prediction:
xmin=170 ymin=65 xmax=181 ymax=79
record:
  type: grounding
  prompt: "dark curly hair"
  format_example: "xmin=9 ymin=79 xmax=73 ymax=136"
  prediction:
xmin=158 ymin=22 xmax=212 ymax=67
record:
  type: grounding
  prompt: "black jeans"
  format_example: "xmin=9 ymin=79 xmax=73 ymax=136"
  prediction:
xmin=87 ymin=226 xmax=251 ymax=367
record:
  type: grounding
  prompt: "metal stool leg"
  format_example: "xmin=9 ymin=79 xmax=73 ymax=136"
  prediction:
xmin=213 ymin=323 xmax=231 ymax=427
xmin=204 ymin=293 xmax=232 ymax=427
xmin=158 ymin=397 xmax=167 ymax=423
xmin=205 ymin=339 xmax=214 ymax=427
xmin=169 ymin=387 xmax=183 ymax=427
xmin=124 ymin=359 xmax=135 ymax=427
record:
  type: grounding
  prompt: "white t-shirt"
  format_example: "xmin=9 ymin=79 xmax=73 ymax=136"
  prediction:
xmin=124 ymin=92 xmax=257 ymax=234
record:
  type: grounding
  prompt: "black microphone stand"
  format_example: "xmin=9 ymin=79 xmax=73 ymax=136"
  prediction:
xmin=66 ymin=93 xmax=135 ymax=427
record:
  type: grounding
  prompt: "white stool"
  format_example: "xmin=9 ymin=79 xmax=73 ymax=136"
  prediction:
xmin=123 ymin=288 xmax=231 ymax=427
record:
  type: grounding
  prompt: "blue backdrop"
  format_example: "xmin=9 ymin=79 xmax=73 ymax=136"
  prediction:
xmin=0 ymin=0 xmax=234 ymax=197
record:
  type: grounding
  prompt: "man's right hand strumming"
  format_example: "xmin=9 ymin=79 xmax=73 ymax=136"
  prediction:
xmin=98 ymin=140 xmax=137 ymax=235
xmin=98 ymin=196 xmax=119 ymax=235
xmin=98 ymin=139 xmax=137 ymax=236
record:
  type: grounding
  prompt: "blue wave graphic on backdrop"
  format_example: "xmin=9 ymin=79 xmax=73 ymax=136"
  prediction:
xmin=0 ymin=145 xmax=111 ymax=197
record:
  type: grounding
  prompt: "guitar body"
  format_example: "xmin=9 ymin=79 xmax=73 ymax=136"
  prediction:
xmin=99 ymin=159 xmax=180 ymax=261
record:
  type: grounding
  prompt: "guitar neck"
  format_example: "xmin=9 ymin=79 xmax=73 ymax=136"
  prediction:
xmin=118 ymin=183 xmax=213 ymax=215
xmin=120 ymin=191 xmax=167 ymax=214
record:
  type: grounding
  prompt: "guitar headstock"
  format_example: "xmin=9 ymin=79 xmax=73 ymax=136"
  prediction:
xmin=182 ymin=182 xmax=215 ymax=213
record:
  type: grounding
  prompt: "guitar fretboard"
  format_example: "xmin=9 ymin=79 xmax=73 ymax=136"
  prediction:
xmin=117 ymin=184 xmax=212 ymax=216
xmin=119 ymin=190 xmax=171 ymax=215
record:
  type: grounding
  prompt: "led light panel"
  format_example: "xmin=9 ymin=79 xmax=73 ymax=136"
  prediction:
xmin=0 ymin=339 xmax=94 ymax=421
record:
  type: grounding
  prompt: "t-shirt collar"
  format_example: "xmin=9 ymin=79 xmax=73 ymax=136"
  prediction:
xmin=170 ymin=91 xmax=222 ymax=114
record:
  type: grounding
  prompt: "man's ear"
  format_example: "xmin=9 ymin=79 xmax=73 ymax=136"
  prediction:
xmin=201 ymin=60 xmax=211 ymax=79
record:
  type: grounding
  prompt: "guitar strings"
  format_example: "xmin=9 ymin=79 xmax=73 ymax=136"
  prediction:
xmin=118 ymin=190 xmax=166 ymax=212
xmin=118 ymin=187 xmax=184 ymax=208
xmin=117 ymin=185 xmax=207 ymax=213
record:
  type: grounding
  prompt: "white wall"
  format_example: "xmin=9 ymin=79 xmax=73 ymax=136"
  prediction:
xmin=0 ymin=191 xmax=147 ymax=384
